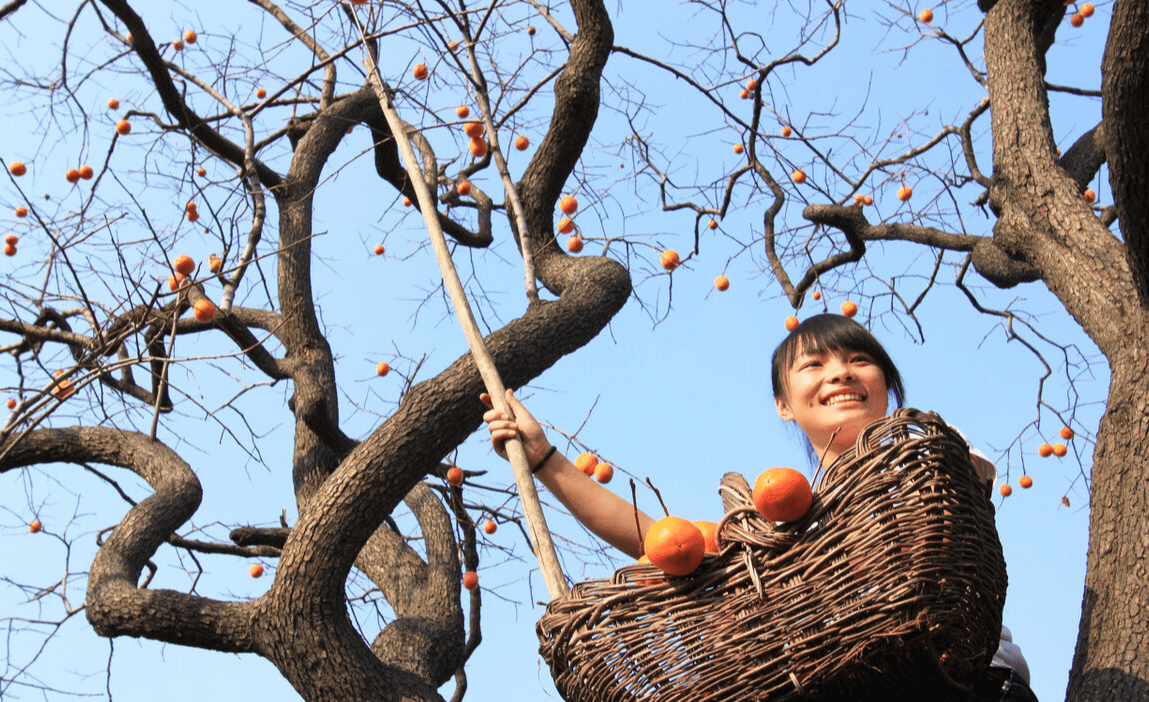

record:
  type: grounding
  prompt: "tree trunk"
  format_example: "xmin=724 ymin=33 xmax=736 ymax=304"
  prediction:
xmin=983 ymin=2 xmax=1149 ymax=700
xmin=1066 ymin=352 xmax=1149 ymax=701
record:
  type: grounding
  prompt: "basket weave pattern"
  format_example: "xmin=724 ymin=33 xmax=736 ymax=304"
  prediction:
xmin=536 ymin=409 xmax=1007 ymax=702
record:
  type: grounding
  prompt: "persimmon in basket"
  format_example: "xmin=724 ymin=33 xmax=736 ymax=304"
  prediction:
xmin=694 ymin=520 xmax=720 ymax=554
xmin=643 ymin=516 xmax=706 ymax=576
xmin=752 ymin=467 xmax=813 ymax=522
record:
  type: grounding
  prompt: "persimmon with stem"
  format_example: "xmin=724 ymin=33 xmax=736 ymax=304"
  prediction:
xmin=643 ymin=516 xmax=705 ymax=576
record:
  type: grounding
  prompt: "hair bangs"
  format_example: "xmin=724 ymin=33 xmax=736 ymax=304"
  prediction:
xmin=771 ymin=314 xmax=906 ymax=407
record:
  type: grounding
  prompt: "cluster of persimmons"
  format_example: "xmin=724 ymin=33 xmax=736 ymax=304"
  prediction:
xmin=637 ymin=466 xmax=813 ymax=578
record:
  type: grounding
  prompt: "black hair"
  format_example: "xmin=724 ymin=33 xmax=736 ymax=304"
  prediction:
xmin=770 ymin=313 xmax=906 ymax=407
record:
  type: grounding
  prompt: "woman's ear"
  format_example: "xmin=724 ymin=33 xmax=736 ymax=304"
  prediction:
xmin=775 ymin=396 xmax=794 ymax=421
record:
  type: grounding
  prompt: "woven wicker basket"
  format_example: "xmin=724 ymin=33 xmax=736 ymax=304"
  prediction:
xmin=536 ymin=409 xmax=1007 ymax=702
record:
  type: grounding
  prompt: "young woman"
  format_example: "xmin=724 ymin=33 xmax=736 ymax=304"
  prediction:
xmin=481 ymin=313 xmax=1036 ymax=702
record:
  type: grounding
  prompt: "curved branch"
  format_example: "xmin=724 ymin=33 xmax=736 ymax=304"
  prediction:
xmin=515 ymin=0 xmax=613 ymax=276
xmin=801 ymin=203 xmax=1042 ymax=292
xmin=1059 ymin=122 xmax=1107 ymax=191
xmin=365 ymin=483 xmax=463 ymax=687
xmin=366 ymin=106 xmax=493 ymax=248
xmin=0 ymin=427 xmax=255 ymax=652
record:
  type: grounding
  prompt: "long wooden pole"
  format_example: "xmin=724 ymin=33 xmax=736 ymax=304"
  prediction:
xmin=361 ymin=58 xmax=569 ymax=601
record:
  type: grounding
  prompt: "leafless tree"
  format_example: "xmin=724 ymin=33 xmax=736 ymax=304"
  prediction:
xmin=0 ymin=1 xmax=1145 ymax=701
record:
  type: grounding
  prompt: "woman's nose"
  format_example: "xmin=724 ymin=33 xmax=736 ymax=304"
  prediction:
xmin=826 ymin=359 xmax=853 ymax=382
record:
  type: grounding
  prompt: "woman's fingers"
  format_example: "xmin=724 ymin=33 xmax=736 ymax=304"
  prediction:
xmin=487 ymin=419 xmax=519 ymax=439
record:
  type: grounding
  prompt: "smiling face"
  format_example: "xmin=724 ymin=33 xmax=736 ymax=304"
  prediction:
xmin=775 ymin=344 xmax=890 ymax=464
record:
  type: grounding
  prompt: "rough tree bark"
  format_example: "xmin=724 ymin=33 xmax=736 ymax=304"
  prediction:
xmin=983 ymin=2 xmax=1149 ymax=700
xmin=0 ymin=0 xmax=623 ymax=700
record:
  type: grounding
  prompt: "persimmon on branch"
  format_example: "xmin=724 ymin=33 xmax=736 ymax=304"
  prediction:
xmin=98 ymin=0 xmax=282 ymax=187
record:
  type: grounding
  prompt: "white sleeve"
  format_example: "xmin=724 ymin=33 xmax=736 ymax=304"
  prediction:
xmin=991 ymin=625 xmax=1031 ymax=686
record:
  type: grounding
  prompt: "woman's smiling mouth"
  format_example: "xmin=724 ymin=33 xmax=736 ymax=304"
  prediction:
xmin=823 ymin=390 xmax=866 ymax=406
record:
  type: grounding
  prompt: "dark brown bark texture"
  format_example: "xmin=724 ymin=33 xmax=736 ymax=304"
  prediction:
xmin=0 ymin=0 xmax=624 ymax=700
xmin=254 ymin=6 xmax=620 ymax=698
xmin=982 ymin=2 xmax=1149 ymax=701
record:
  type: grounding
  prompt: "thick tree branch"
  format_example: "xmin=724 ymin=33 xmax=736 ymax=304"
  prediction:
xmin=365 ymin=483 xmax=463 ymax=687
xmin=799 ymin=204 xmax=1041 ymax=293
xmin=1059 ymin=122 xmax=1107 ymax=191
xmin=1101 ymin=1 xmax=1149 ymax=306
xmin=0 ymin=428 xmax=255 ymax=652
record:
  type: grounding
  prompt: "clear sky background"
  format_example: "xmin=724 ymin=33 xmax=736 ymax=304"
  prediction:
xmin=0 ymin=2 xmax=1107 ymax=701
